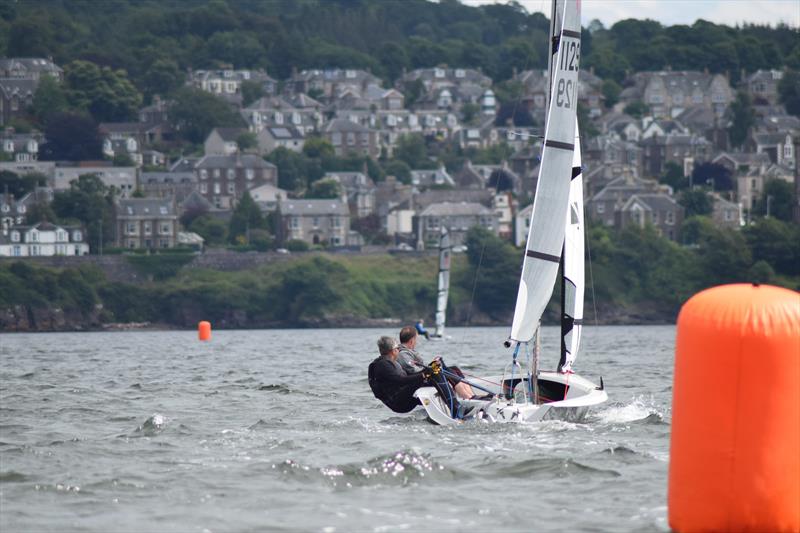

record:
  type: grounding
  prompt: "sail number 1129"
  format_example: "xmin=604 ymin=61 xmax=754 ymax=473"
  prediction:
xmin=556 ymin=40 xmax=580 ymax=109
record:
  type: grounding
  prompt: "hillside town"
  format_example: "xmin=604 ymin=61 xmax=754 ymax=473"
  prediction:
xmin=0 ymin=57 xmax=798 ymax=257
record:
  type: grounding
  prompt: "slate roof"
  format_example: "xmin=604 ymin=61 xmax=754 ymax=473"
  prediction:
xmin=212 ymin=127 xmax=247 ymax=142
xmin=322 ymin=118 xmax=371 ymax=133
xmin=117 ymin=198 xmax=177 ymax=217
xmin=419 ymin=201 xmax=493 ymax=217
xmin=195 ymin=154 xmax=276 ymax=169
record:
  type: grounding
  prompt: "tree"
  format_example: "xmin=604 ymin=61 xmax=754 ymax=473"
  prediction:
xmin=752 ymin=179 xmax=794 ymax=221
xmin=51 ymin=174 xmax=115 ymax=253
xmin=40 ymin=112 xmax=103 ymax=161
xmin=778 ymin=69 xmax=800 ymax=117
xmin=265 ymin=147 xmax=309 ymax=192
xmin=241 ymin=80 xmax=265 ymax=107
xmin=743 ymin=217 xmax=799 ymax=276
xmin=169 ymin=87 xmax=245 ymax=144
xmin=189 ymin=214 xmax=228 ymax=246
xmin=377 ymin=42 xmax=409 ymax=82
xmin=307 ymin=178 xmax=341 ymax=199
xmin=24 ymin=200 xmax=58 ymax=224
xmin=30 ymin=75 xmax=68 ymax=125
xmin=236 ymin=132 xmax=258 ymax=152
xmin=302 ymin=137 xmax=335 ymax=159
xmin=601 ymin=79 xmax=622 ymax=108
xmin=142 ymin=59 xmax=184 ymax=99
xmin=228 ymin=191 xmax=265 ymax=244
xmin=728 ymin=91 xmax=755 ymax=148
xmin=64 ymin=60 xmax=142 ymax=122
xmin=383 ymin=160 xmax=412 ymax=184
xmin=660 ymin=161 xmax=687 ymax=191
xmin=0 ymin=171 xmax=47 ymax=198
xmin=692 ymin=162 xmax=734 ymax=191
xmin=460 ymin=102 xmax=480 ymax=124
xmin=624 ymin=101 xmax=648 ymax=118
xmin=395 ymin=134 xmax=429 ymax=168
xmin=679 ymin=189 xmax=713 ymax=217
xmin=465 ymin=226 xmax=520 ymax=317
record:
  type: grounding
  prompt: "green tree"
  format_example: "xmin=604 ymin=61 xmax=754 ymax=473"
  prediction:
xmin=30 ymin=75 xmax=68 ymax=125
xmin=24 ymin=200 xmax=57 ymax=224
xmin=189 ymin=214 xmax=228 ymax=246
xmin=302 ymin=137 xmax=335 ymax=159
xmin=743 ymin=217 xmax=799 ymax=276
xmin=660 ymin=161 xmax=687 ymax=191
xmin=241 ymin=80 xmax=265 ymax=107
xmin=0 ymin=171 xmax=47 ymax=198
xmin=752 ymin=179 xmax=794 ymax=221
xmin=377 ymin=42 xmax=409 ymax=82
xmin=236 ymin=132 xmax=258 ymax=152
xmin=601 ymin=79 xmax=622 ymax=108
xmin=465 ymin=226 xmax=519 ymax=318
xmin=51 ymin=174 xmax=115 ymax=253
xmin=265 ymin=147 xmax=309 ymax=192
xmin=679 ymin=189 xmax=713 ymax=217
xmin=169 ymin=87 xmax=245 ymax=144
xmin=40 ymin=112 xmax=103 ymax=161
xmin=142 ymin=59 xmax=184 ymax=99
xmin=624 ymin=101 xmax=648 ymax=118
xmin=383 ymin=160 xmax=412 ymax=184
xmin=307 ymin=178 xmax=341 ymax=199
xmin=729 ymin=91 xmax=755 ymax=148
xmin=395 ymin=133 xmax=429 ymax=168
xmin=64 ymin=60 xmax=142 ymax=122
xmin=778 ymin=69 xmax=800 ymax=117
xmin=228 ymin=191 xmax=265 ymax=244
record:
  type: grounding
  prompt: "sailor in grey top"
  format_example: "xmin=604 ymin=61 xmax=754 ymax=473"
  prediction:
xmin=397 ymin=344 xmax=425 ymax=374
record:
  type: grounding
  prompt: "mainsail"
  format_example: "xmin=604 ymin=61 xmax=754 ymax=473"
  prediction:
xmin=509 ymin=0 xmax=581 ymax=343
xmin=434 ymin=227 xmax=451 ymax=337
xmin=559 ymin=121 xmax=584 ymax=372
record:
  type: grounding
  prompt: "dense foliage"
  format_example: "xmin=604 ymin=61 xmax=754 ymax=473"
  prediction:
xmin=2 ymin=216 xmax=796 ymax=329
xmin=1 ymin=0 xmax=796 ymax=101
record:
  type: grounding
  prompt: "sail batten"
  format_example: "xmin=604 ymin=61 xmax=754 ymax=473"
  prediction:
xmin=509 ymin=0 xmax=581 ymax=343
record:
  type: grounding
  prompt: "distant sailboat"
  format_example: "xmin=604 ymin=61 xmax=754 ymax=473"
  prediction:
xmin=430 ymin=227 xmax=451 ymax=340
xmin=414 ymin=0 xmax=607 ymax=424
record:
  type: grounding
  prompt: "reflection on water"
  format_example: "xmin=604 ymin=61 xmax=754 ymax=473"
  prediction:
xmin=0 ymin=326 xmax=675 ymax=532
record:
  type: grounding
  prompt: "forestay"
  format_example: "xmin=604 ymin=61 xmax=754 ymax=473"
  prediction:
xmin=509 ymin=0 xmax=582 ymax=343
xmin=434 ymin=227 xmax=451 ymax=337
xmin=559 ymin=120 xmax=584 ymax=373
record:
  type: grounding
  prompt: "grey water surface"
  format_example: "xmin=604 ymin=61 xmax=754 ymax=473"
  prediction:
xmin=1 ymin=326 xmax=675 ymax=532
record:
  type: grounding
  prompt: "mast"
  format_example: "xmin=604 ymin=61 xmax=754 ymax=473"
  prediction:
xmin=508 ymin=0 xmax=581 ymax=344
xmin=434 ymin=226 xmax=451 ymax=337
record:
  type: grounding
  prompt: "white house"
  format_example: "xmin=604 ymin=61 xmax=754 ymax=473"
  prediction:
xmin=0 ymin=221 xmax=89 ymax=257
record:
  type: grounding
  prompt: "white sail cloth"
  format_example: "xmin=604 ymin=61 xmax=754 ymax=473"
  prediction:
xmin=509 ymin=0 xmax=582 ymax=343
xmin=560 ymin=122 xmax=584 ymax=372
xmin=434 ymin=227 xmax=451 ymax=337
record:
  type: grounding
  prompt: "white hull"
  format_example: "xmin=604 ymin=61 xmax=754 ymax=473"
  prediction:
xmin=413 ymin=371 xmax=607 ymax=426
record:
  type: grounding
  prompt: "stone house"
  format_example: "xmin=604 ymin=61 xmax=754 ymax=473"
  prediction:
xmin=140 ymin=171 xmax=196 ymax=203
xmin=257 ymin=125 xmax=305 ymax=154
xmin=189 ymin=68 xmax=277 ymax=103
xmin=277 ymin=199 xmax=351 ymax=246
xmin=588 ymin=175 xmax=665 ymax=226
xmin=194 ymin=154 xmax=277 ymax=209
xmin=410 ymin=166 xmax=455 ymax=189
xmin=204 ymin=127 xmax=247 ymax=156
xmin=616 ymin=193 xmax=684 ymax=241
xmin=286 ymin=69 xmax=381 ymax=101
xmin=116 ymin=197 xmax=178 ymax=250
xmin=248 ymin=183 xmax=288 ymax=212
xmin=619 ymin=70 xmax=734 ymax=119
xmin=640 ymin=134 xmax=711 ymax=178
xmin=322 ymin=118 xmax=379 ymax=158
xmin=584 ymin=135 xmax=643 ymax=177
xmin=324 ymin=171 xmax=376 ymax=218
xmin=415 ymin=201 xmax=498 ymax=249
xmin=745 ymin=70 xmax=784 ymax=106
xmin=243 ymin=95 xmax=322 ymax=135
xmin=0 ymin=221 xmax=89 ymax=257
xmin=0 ymin=78 xmax=36 ymax=127
xmin=751 ymin=131 xmax=796 ymax=170
xmin=710 ymin=192 xmax=742 ymax=230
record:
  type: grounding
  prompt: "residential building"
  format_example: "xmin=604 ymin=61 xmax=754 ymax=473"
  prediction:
xmin=286 ymin=69 xmax=382 ymax=101
xmin=619 ymin=70 xmax=734 ymax=119
xmin=515 ymin=203 xmax=533 ymax=247
xmin=140 ymin=171 xmax=196 ymax=203
xmin=257 ymin=125 xmax=305 ymax=154
xmin=1 ymin=128 xmax=40 ymax=162
xmin=0 ymin=221 xmax=89 ymax=257
xmin=204 ymin=127 xmax=247 ymax=156
xmin=415 ymin=201 xmax=499 ymax=249
xmin=745 ymin=69 xmax=784 ymax=106
xmin=410 ymin=166 xmax=455 ymax=189
xmin=243 ymin=95 xmax=322 ymax=135
xmin=588 ymin=175 xmax=665 ymax=227
xmin=277 ymin=199 xmax=350 ymax=246
xmin=248 ymin=183 xmax=288 ymax=212
xmin=616 ymin=193 xmax=684 ymax=241
xmin=710 ymin=192 xmax=742 ymax=230
xmin=0 ymin=78 xmax=36 ymax=127
xmin=640 ymin=134 xmax=711 ymax=178
xmin=54 ymin=166 xmax=137 ymax=197
xmin=189 ymin=68 xmax=277 ymax=104
xmin=322 ymin=118 xmax=379 ymax=158
xmin=324 ymin=171 xmax=376 ymax=218
xmin=116 ymin=197 xmax=179 ymax=249
xmin=194 ymin=154 xmax=277 ymax=209
xmin=751 ymin=131 xmax=796 ymax=169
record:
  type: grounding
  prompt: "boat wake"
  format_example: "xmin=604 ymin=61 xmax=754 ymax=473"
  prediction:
xmin=594 ymin=396 xmax=666 ymax=425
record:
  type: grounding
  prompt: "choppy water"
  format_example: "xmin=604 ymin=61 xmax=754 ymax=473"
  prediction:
xmin=1 ymin=326 xmax=675 ymax=532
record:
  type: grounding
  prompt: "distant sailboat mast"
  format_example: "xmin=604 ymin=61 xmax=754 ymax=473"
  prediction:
xmin=433 ymin=227 xmax=451 ymax=338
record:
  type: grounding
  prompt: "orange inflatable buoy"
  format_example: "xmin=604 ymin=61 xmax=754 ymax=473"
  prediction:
xmin=198 ymin=321 xmax=211 ymax=341
xmin=669 ymin=283 xmax=800 ymax=532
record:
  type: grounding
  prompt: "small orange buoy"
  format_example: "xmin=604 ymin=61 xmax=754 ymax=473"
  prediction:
xmin=198 ymin=321 xmax=211 ymax=341
xmin=669 ymin=283 xmax=800 ymax=532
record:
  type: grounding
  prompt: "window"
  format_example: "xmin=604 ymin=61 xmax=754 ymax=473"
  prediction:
xmin=30 ymin=245 xmax=39 ymax=256
xmin=73 ymin=231 xmax=82 ymax=241
xmin=290 ymin=217 xmax=300 ymax=229
xmin=347 ymin=133 xmax=355 ymax=146
xmin=666 ymin=211 xmax=675 ymax=225
xmin=200 ymin=183 xmax=207 ymax=194
xmin=426 ymin=217 xmax=439 ymax=229
xmin=312 ymin=217 xmax=320 ymax=228
xmin=160 ymin=239 xmax=170 ymax=248
xmin=144 ymin=239 xmax=152 ymax=248
xmin=597 ymin=204 xmax=605 ymax=214
xmin=227 ymin=183 xmax=235 ymax=194
xmin=227 ymin=169 xmax=235 ymax=179
xmin=213 ymin=169 xmax=221 ymax=178
xmin=214 ymin=183 xmax=221 ymax=194
xmin=18 ymin=205 xmax=26 ymax=214
xmin=11 ymin=231 xmax=19 ymax=242
xmin=144 ymin=222 xmax=152 ymax=235
xmin=12 ymin=245 xmax=21 ymax=256
xmin=127 ymin=222 xmax=136 ymax=234
xmin=332 ymin=217 xmax=341 ymax=228
xmin=200 ymin=169 xmax=208 ymax=180
xmin=30 ymin=231 xmax=38 ymax=242
xmin=1 ymin=204 xmax=8 ymax=213
xmin=161 ymin=223 xmax=171 ymax=235
xmin=246 ymin=169 xmax=254 ymax=180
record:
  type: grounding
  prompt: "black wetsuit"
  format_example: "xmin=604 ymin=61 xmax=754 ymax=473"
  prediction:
xmin=368 ymin=355 xmax=427 ymax=413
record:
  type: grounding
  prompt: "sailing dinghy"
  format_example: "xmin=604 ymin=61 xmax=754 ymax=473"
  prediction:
xmin=414 ymin=0 xmax=607 ymax=424
xmin=429 ymin=227 xmax=451 ymax=340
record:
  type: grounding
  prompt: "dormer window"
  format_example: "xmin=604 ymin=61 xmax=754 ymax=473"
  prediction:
xmin=73 ymin=230 xmax=82 ymax=242
xmin=3 ymin=140 xmax=13 ymax=152
xmin=18 ymin=205 xmax=26 ymax=214
xmin=11 ymin=231 xmax=19 ymax=242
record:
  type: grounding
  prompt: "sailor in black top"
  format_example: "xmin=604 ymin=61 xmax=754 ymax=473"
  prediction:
xmin=368 ymin=336 xmax=428 ymax=413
